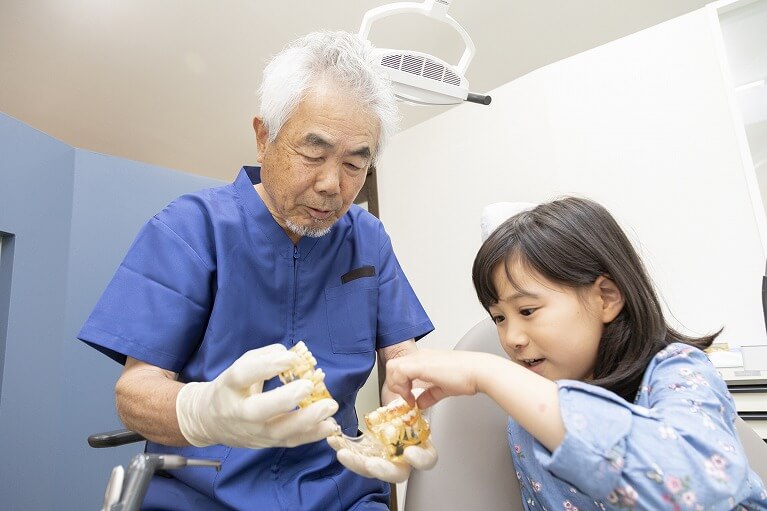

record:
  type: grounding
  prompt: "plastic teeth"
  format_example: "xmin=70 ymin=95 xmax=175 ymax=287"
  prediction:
xmin=331 ymin=398 xmax=431 ymax=461
xmin=363 ymin=398 xmax=431 ymax=461
xmin=280 ymin=341 xmax=431 ymax=461
xmin=278 ymin=341 xmax=331 ymax=408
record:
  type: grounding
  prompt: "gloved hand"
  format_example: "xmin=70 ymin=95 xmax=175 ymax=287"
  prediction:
xmin=176 ymin=343 xmax=339 ymax=448
xmin=327 ymin=434 xmax=438 ymax=484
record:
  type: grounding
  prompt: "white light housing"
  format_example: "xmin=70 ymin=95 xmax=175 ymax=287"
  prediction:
xmin=359 ymin=0 xmax=491 ymax=107
xmin=375 ymin=49 xmax=469 ymax=105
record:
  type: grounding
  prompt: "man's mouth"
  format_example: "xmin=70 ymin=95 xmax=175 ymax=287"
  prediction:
xmin=307 ymin=207 xmax=334 ymax=220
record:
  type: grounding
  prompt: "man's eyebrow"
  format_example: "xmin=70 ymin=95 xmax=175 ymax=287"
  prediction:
xmin=302 ymin=133 xmax=333 ymax=149
xmin=349 ymin=146 xmax=371 ymax=160
xmin=301 ymin=133 xmax=372 ymax=160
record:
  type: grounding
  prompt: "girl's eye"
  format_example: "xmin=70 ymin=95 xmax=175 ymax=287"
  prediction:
xmin=519 ymin=308 xmax=536 ymax=317
xmin=491 ymin=315 xmax=505 ymax=325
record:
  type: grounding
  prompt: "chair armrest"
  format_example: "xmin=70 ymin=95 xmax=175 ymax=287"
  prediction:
xmin=88 ymin=429 xmax=145 ymax=448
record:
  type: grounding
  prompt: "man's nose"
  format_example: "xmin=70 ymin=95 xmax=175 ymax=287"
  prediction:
xmin=314 ymin=161 xmax=341 ymax=195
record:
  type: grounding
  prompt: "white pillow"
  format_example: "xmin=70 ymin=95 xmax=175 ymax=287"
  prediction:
xmin=480 ymin=202 xmax=537 ymax=242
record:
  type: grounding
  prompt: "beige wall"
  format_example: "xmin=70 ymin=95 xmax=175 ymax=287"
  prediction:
xmin=379 ymin=6 xmax=767 ymax=351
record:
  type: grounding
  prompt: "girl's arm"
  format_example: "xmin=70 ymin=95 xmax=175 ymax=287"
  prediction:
xmin=385 ymin=349 xmax=566 ymax=452
xmin=387 ymin=346 xmax=762 ymax=508
xmin=530 ymin=345 xmax=759 ymax=508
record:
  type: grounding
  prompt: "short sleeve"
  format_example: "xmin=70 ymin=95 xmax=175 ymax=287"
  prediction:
xmin=77 ymin=215 xmax=214 ymax=371
xmin=374 ymin=224 xmax=433 ymax=348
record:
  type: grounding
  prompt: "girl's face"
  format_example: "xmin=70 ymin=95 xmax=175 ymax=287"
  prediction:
xmin=488 ymin=261 xmax=621 ymax=382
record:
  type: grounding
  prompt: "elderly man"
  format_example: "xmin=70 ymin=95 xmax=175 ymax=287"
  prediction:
xmin=79 ymin=31 xmax=435 ymax=510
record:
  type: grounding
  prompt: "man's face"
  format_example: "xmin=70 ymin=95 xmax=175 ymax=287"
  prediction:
xmin=254 ymin=85 xmax=380 ymax=242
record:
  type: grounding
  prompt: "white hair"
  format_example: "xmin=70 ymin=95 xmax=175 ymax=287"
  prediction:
xmin=258 ymin=31 xmax=400 ymax=160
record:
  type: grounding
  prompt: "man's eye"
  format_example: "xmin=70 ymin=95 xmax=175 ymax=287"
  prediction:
xmin=491 ymin=315 xmax=505 ymax=325
xmin=303 ymin=155 xmax=323 ymax=163
xmin=345 ymin=162 xmax=364 ymax=171
xmin=519 ymin=308 xmax=536 ymax=317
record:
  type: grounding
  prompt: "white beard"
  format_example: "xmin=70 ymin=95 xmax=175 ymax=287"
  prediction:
xmin=286 ymin=219 xmax=332 ymax=238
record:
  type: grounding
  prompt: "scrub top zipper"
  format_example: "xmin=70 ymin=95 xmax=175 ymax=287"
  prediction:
xmin=290 ymin=244 xmax=300 ymax=345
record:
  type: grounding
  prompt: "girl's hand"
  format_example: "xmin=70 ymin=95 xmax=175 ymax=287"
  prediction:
xmin=385 ymin=349 xmax=494 ymax=408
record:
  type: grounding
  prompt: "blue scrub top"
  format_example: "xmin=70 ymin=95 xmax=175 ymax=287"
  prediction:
xmin=79 ymin=166 xmax=434 ymax=510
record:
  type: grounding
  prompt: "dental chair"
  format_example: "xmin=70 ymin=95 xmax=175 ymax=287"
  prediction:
xmin=404 ymin=318 xmax=522 ymax=511
xmin=403 ymin=317 xmax=767 ymax=511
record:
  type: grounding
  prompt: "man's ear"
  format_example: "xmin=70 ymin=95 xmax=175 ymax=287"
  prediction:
xmin=594 ymin=275 xmax=625 ymax=323
xmin=253 ymin=117 xmax=269 ymax=158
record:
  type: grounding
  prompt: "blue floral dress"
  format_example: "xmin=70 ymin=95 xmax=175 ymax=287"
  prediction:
xmin=508 ymin=343 xmax=767 ymax=510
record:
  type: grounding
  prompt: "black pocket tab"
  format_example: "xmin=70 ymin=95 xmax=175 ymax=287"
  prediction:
xmin=341 ymin=265 xmax=376 ymax=284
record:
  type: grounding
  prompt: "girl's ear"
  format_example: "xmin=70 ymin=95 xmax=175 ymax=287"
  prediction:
xmin=595 ymin=275 xmax=625 ymax=323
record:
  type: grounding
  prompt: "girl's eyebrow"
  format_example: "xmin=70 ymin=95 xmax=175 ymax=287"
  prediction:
xmin=501 ymin=290 xmax=539 ymax=302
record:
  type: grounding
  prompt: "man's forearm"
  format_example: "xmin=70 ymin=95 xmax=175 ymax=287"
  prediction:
xmin=115 ymin=358 xmax=189 ymax=446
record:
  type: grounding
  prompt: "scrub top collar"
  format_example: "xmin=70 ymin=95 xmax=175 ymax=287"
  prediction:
xmin=235 ymin=166 xmax=324 ymax=262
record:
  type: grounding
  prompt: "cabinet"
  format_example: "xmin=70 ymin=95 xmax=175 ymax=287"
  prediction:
xmin=720 ymin=367 xmax=767 ymax=439
xmin=716 ymin=0 xmax=767 ymax=442
xmin=717 ymin=0 xmax=767 ymax=222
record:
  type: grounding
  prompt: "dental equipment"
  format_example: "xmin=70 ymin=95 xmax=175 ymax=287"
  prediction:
xmin=359 ymin=0 xmax=492 ymax=106
xmin=102 ymin=454 xmax=220 ymax=511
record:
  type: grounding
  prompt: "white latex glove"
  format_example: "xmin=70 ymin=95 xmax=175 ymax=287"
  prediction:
xmin=176 ymin=343 xmax=339 ymax=448
xmin=327 ymin=434 xmax=438 ymax=484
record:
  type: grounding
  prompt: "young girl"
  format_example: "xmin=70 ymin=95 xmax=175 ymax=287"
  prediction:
xmin=385 ymin=197 xmax=767 ymax=509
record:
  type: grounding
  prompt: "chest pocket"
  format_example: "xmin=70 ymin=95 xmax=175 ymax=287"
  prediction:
xmin=325 ymin=276 xmax=378 ymax=354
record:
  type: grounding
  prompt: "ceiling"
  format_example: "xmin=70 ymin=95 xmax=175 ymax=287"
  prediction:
xmin=0 ymin=0 xmax=713 ymax=182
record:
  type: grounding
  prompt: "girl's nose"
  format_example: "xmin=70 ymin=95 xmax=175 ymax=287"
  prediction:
xmin=501 ymin=325 xmax=529 ymax=351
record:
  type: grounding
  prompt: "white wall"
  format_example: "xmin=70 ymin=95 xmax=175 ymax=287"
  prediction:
xmin=379 ymin=6 xmax=767 ymax=351
xmin=749 ymin=120 xmax=767 ymax=214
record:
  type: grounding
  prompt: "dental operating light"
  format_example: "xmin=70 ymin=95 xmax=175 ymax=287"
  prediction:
xmin=359 ymin=0 xmax=491 ymax=106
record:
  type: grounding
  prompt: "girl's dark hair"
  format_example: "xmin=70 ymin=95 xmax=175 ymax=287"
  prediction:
xmin=472 ymin=197 xmax=719 ymax=401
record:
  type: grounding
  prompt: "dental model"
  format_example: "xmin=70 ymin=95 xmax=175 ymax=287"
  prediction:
xmin=279 ymin=341 xmax=431 ymax=461
xmin=332 ymin=397 xmax=431 ymax=461
xmin=278 ymin=341 xmax=332 ymax=408
xmin=364 ymin=397 xmax=431 ymax=460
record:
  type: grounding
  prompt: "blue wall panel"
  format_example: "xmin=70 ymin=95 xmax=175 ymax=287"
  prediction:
xmin=0 ymin=112 xmax=223 ymax=509
xmin=0 ymin=113 xmax=75 ymax=510
xmin=58 ymin=150 xmax=222 ymax=507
